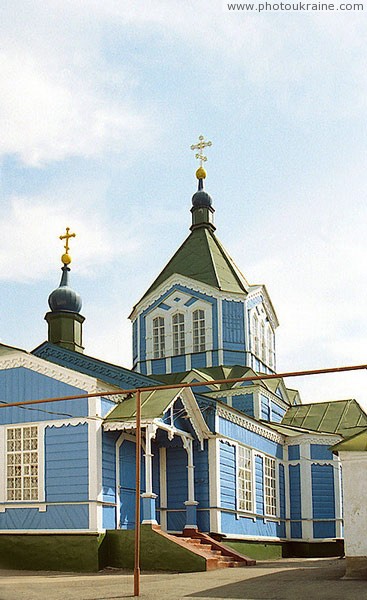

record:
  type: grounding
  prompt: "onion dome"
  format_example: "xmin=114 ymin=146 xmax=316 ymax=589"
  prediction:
xmin=48 ymin=265 xmax=82 ymax=313
xmin=192 ymin=173 xmax=213 ymax=208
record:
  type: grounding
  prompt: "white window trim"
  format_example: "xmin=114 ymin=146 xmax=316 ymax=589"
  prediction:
xmin=263 ymin=455 xmax=277 ymax=518
xmin=235 ymin=443 xmax=255 ymax=515
xmin=250 ymin=307 xmax=275 ymax=369
xmin=145 ymin=297 xmax=213 ymax=360
xmin=3 ymin=423 xmax=45 ymax=504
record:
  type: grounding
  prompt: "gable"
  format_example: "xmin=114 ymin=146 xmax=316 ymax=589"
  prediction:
xmin=0 ymin=366 xmax=88 ymax=423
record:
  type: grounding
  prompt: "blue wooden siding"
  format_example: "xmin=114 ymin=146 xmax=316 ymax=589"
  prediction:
xmin=151 ymin=358 xmax=166 ymax=375
xmin=167 ymin=511 xmax=186 ymax=531
xmin=231 ymin=394 xmax=254 ymax=416
xmin=0 ymin=367 xmax=88 ymax=423
xmin=219 ymin=442 xmax=236 ymax=510
xmin=261 ymin=395 xmax=270 ymax=421
xmin=101 ymin=398 xmax=116 ymax=418
xmin=139 ymin=314 xmax=146 ymax=362
xmin=270 ymin=402 xmax=285 ymax=423
xmin=222 ymin=300 xmax=245 ymax=350
xmin=166 ymin=446 xmax=188 ymax=510
xmin=221 ymin=512 xmax=283 ymax=537
xmin=194 ymin=443 xmax=209 ymax=507
xmin=171 ymin=355 xmax=186 ymax=372
xmin=132 ymin=320 xmax=138 ymax=363
xmin=0 ymin=504 xmax=89 ymax=530
xmin=218 ymin=417 xmax=283 ymax=458
xmin=311 ymin=464 xmax=336 ymax=538
xmin=197 ymin=510 xmax=210 ymax=532
xmin=289 ymin=464 xmax=302 ymax=539
xmin=191 ymin=353 xmax=207 ymax=369
xmin=45 ymin=424 xmax=88 ymax=502
xmin=223 ymin=350 xmax=245 ymax=366
xmin=103 ymin=506 xmax=116 ymax=529
xmin=288 ymin=445 xmax=300 ymax=461
xmin=255 ymin=455 xmax=264 ymax=514
xmin=102 ymin=431 xmax=119 ymax=503
xmin=310 ymin=445 xmax=334 ymax=460
xmin=278 ymin=463 xmax=286 ymax=537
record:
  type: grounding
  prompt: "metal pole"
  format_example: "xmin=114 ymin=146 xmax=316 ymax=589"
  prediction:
xmin=134 ymin=389 xmax=142 ymax=597
xmin=1 ymin=363 xmax=367 ymax=409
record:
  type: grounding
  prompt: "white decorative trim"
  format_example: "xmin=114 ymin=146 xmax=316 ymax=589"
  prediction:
xmin=247 ymin=285 xmax=279 ymax=329
xmin=0 ymin=351 xmax=117 ymax=397
xmin=285 ymin=434 xmax=342 ymax=446
xmin=217 ymin=406 xmax=284 ymax=444
xmin=300 ymin=444 xmax=313 ymax=541
xmin=130 ymin=274 xmax=247 ymax=321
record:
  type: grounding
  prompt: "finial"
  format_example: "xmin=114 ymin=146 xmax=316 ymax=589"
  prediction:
xmin=59 ymin=227 xmax=76 ymax=265
xmin=191 ymin=135 xmax=212 ymax=179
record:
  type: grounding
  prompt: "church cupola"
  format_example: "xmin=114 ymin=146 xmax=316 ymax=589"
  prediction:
xmin=45 ymin=227 xmax=85 ymax=353
xmin=190 ymin=136 xmax=215 ymax=232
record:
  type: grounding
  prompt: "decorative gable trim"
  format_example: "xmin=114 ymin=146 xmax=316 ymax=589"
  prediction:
xmin=247 ymin=285 xmax=279 ymax=329
xmin=130 ymin=274 xmax=246 ymax=320
xmin=0 ymin=351 xmax=116 ymax=396
xmin=34 ymin=343 xmax=152 ymax=391
xmin=217 ymin=406 xmax=284 ymax=444
xmin=285 ymin=433 xmax=342 ymax=446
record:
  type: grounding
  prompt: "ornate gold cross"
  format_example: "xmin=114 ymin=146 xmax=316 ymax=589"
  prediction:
xmin=59 ymin=227 xmax=76 ymax=265
xmin=190 ymin=135 xmax=212 ymax=167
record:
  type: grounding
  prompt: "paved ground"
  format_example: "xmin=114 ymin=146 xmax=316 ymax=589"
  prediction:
xmin=0 ymin=558 xmax=365 ymax=600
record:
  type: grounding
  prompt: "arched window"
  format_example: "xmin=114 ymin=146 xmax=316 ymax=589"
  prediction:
xmin=153 ymin=316 xmax=165 ymax=359
xmin=193 ymin=309 xmax=205 ymax=352
xmin=267 ymin=326 xmax=275 ymax=368
xmin=172 ymin=313 xmax=185 ymax=355
xmin=261 ymin=321 xmax=266 ymax=362
xmin=252 ymin=313 xmax=259 ymax=356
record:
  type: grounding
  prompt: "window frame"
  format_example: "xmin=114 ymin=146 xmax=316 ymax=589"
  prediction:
xmin=152 ymin=315 xmax=165 ymax=359
xmin=172 ymin=312 xmax=185 ymax=356
xmin=263 ymin=455 xmax=277 ymax=518
xmin=236 ymin=444 xmax=254 ymax=514
xmin=192 ymin=308 xmax=206 ymax=353
xmin=5 ymin=424 xmax=41 ymax=503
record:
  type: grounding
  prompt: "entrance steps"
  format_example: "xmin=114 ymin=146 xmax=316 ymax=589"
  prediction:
xmin=152 ymin=525 xmax=256 ymax=570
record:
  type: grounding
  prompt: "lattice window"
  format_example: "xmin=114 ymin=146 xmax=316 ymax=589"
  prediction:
xmin=153 ymin=316 xmax=165 ymax=359
xmin=238 ymin=446 xmax=253 ymax=512
xmin=193 ymin=309 xmax=206 ymax=353
xmin=264 ymin=456 xmax=277 ymax=517
xmin=172 ymin=313 xmax=185 ymax=355
xmin=6 ymin=426 xmax=39 ymax=501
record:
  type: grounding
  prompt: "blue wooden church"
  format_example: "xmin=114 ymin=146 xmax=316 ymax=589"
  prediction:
xmin=1 ymin=143 xmax=366 ymax=571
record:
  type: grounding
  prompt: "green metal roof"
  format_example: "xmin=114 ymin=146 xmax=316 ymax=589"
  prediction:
xmin=138 ymin=227 xmax=249 ymax=303
xmin=281 ymin=399 xmax=367 ymax=438
xmin=104 ymin=388 xmax=182 ymax=422
xmin=154 ymin=366 xmax=291 ymax=403
xmin=333 ymin=428 xmax=367 ymax=452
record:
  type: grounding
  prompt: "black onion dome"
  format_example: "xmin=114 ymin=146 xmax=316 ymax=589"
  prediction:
xmin=48 ymin=266 xmax=82 ymax=313
xmin=191 ymin=178 xmax=213 ymax=208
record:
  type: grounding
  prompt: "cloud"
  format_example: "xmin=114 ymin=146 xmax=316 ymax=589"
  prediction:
xmin=0 ymin=190 xmax=141 ymax=282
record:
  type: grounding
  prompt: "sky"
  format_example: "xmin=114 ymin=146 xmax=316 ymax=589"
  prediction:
xmin=1 ymin=0 xmax=367 ymax=406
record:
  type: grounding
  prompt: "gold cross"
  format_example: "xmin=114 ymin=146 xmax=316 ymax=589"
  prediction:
xmin=59 ymin=227 xmax=76 ymax=255
xmin=190 ymin=135 xmax=212 ymax=167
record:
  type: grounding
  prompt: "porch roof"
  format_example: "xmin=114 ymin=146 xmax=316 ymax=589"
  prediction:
xmin=104 ymin=388 xmax=182 ymax=422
